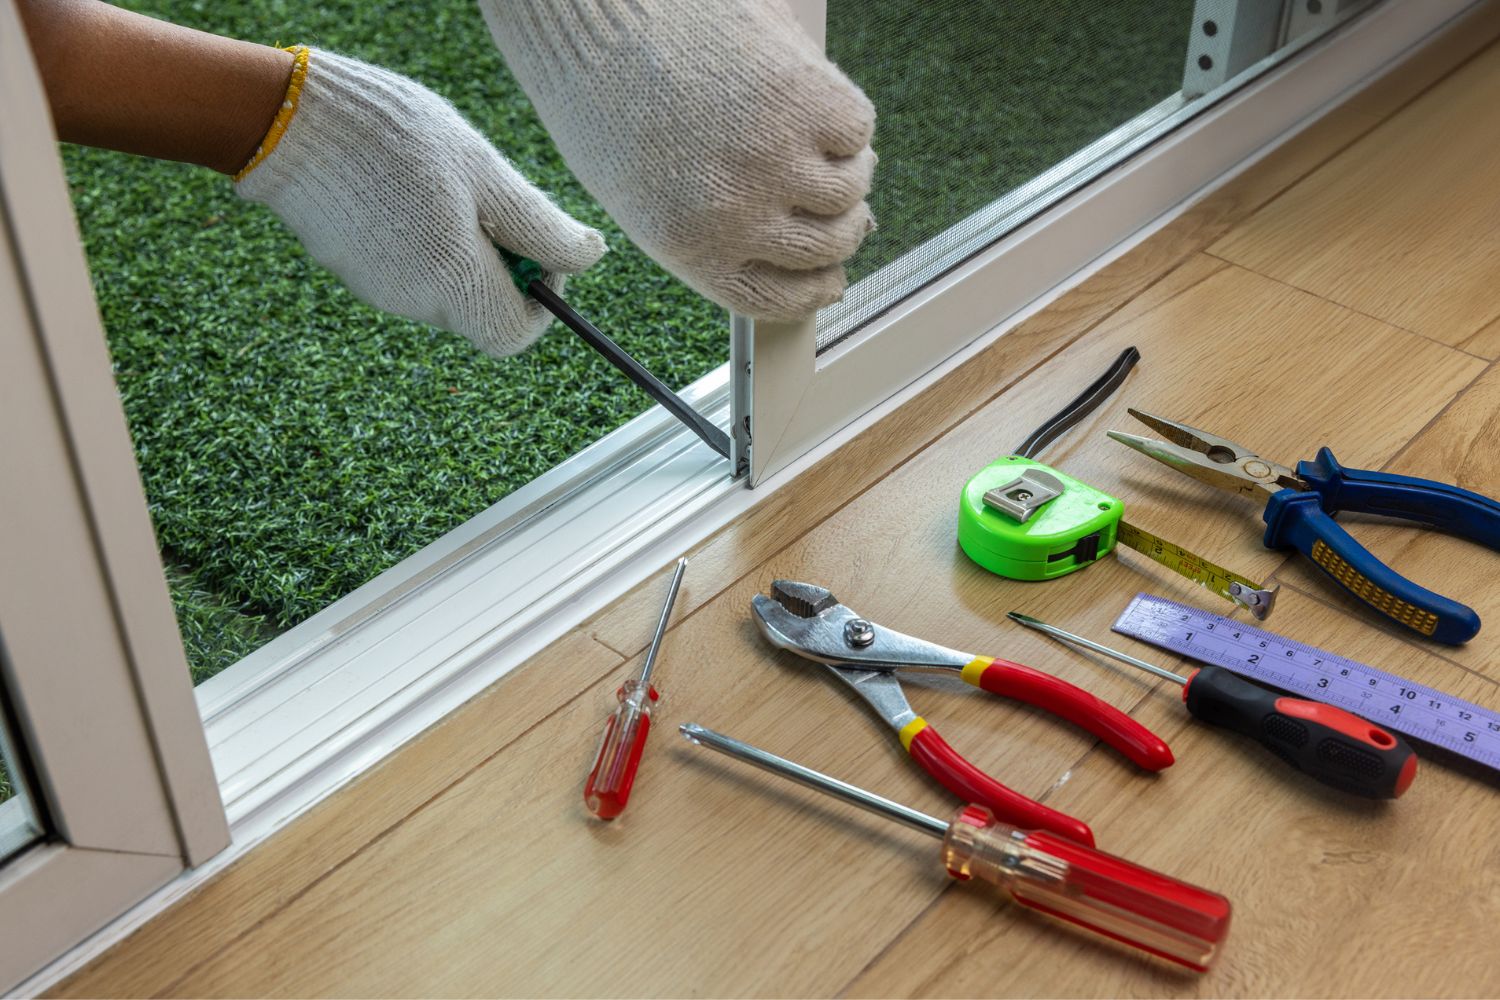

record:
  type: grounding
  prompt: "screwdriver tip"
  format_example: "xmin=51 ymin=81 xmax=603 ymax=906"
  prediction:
xmin=679 ymin=723 xmax=705 ymax=745
xmin=1007 ymin=611 xmax=1042 ymax=626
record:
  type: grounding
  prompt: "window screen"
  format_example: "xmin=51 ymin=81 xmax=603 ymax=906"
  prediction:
xmin=819 ymin=0 xmax=1195 ymax=350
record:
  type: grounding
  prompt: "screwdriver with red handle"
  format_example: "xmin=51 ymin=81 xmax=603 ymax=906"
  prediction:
xmin=680 ymin=723 xmax=1232 ymax=972
xmin=1009 ymin=612 xmax=1417 ymax=799
xmin=584 ymin=557 xmax=687 ymax=819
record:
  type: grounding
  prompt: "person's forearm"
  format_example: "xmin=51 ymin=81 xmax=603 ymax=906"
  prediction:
xmin=17 ymin=0 xmax=294 ymax=174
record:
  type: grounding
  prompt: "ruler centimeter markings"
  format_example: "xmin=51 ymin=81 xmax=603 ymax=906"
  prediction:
xmin=1112 ymin=593 xmax=1500 ymax=772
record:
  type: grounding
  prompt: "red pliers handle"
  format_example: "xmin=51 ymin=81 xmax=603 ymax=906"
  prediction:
xmin=898 ymin=657 xmax=1172 ymax=847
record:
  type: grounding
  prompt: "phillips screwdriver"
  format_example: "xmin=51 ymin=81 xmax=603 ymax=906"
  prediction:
xmin=1008 ymin=612 xmax=1417 ymax=799
xmin=679 ymin=723 xmax=1231 ymax=972
xmin=584 ymin=557 xmax=687 ymax=819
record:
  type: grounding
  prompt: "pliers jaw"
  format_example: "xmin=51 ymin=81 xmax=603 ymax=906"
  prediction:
xmin=751 ymin=581 xmax=973 ymax=672
xmin=1109 ymin=408 xmax=1306 ymax=502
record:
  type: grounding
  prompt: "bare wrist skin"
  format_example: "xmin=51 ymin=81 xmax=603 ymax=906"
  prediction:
xmin=17 ymin=0 xmax=295 ymax=175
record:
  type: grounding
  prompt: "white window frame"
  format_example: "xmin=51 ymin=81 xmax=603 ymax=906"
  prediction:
xmin=742 ymin=0 xmax=1470 ymax=483
xmin=11 ymin=0 xmax=1493 ymax=989
xmin=0 ymin=1 xmax=229 ymax=987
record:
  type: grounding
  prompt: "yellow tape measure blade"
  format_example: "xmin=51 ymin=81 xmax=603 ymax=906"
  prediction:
xmin=1115 ymin=520 xmax=1277 ymax=619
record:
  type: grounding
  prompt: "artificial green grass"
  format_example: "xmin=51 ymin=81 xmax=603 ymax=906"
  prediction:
xmin=67 ymin=0 xmax=725 ymax=667
xmin=67 ymin=0 xmax=1192 ymax=685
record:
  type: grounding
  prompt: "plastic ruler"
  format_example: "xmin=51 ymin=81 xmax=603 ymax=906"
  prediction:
xmin=1112 ymin=593 xmax=1500 ymax=772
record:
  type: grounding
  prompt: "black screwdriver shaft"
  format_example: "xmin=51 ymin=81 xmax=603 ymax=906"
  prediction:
xmin=523 ymin=277 xmax=732 ymax=461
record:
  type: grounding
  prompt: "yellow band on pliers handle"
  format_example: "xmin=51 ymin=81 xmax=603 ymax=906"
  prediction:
xmin=898 ymin=717 xmax=928 ymax=751
xmin=960 ymin=655 xmax=993 ymax=687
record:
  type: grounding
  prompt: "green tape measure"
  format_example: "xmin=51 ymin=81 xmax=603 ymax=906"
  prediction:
xmin=959 ymin=456 xmax=1277 ymax=617
xmin=958 ymin=457 xmax=1123 ymax=580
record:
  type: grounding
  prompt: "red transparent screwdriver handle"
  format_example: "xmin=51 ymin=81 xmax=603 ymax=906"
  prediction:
xmin=942 ymin=805 xmax=1232 ymax=972
xmin=583 ymin=680 xmax=659 ymax=819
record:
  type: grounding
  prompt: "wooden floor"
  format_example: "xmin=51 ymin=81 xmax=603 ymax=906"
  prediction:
xmin=56 ymin=14 xmax=1500 ymax=998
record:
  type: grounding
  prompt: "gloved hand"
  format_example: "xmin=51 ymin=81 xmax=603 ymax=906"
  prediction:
xmin=480 ymin=0 xmax=877 ymax=322
xmin=235 ymin=47 xmax=605 ymax=357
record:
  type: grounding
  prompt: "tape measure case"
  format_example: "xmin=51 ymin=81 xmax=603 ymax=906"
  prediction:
xmin=958 ymin=456 xmax=1123 ymax=580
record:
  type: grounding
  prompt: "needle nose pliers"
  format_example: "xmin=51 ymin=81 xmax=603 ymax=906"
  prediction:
xmin=1110 ymin=408 xmax=1500 ymax=644
xmin=751 ymin=581 xmax=1174 ymax=846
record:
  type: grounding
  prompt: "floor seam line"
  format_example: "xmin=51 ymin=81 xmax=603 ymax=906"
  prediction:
xmin=1381 ymin=362 xmax=1493 ymax=468
xmin=1201 ymin=254 xmax=1492 ymax=361
xmin=833 ymin=883 xmax=957 ymax=999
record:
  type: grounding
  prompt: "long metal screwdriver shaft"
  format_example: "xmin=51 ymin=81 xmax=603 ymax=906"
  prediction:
xmin=679 ymin=724 xmax=1234 ymax=972
xmin=639 ymin=558 xmax=688 ymax=688
xmin=1007 ymin=611 xmax=1188 ymax=684
xmin=526 ymin=279 xmax=732 ymax=461
xmin=679 ymin=723 xmax=948 ymax=838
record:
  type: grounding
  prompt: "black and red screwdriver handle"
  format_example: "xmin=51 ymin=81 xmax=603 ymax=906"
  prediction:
xmin=899 ymin=657 xmax=1176 ymax=847
xmin=1183 ymin=665 xmax=1417 ymax=799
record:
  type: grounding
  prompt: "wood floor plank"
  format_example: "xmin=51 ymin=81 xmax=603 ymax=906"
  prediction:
xmin=1209 ymin=43 xmax=1500 ymax=352
xmin=147 ymin=258 xmax=1482 ymax=998
xmin=843 ymin=582 xmax=1500 ymax=998
xmin=1273 ymin=362 xmax=1500 ymax=679
xmin=52 ymin=630 xmax=624 ymax=999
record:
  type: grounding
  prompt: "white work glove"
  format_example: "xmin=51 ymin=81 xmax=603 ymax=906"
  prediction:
xmin=235 ymin=48 xmax=605 ymax=357
xmin=480 ymin=0 xmax=877 ymax=322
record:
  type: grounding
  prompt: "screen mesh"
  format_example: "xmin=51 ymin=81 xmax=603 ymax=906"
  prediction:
xmin=820 ymin=0 xmax=1195 ymax=349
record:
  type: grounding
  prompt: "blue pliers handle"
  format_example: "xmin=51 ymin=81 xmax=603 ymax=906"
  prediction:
xmin=1263 ymin=449 xmax=1500 ymax=644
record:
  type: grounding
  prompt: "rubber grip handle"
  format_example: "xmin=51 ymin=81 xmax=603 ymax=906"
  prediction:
xmin=1299 ymin=448 xmax=1500 ymax=549
xmin=967 ymin=658 xmax=1174 ymax=771
xmin=905 ymin=722 xmax=1095 ymax=846
xmin=1183 ymin=666 xmax=1417 ymax=798
xmin=1263 ymin=489 xmax=1479 ymax=644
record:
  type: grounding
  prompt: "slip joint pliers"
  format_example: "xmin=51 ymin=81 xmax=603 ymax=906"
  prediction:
xmin=752 ymin=581 xmax=1174 ymax=846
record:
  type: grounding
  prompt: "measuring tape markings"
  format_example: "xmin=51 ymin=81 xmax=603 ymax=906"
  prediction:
xmin=1112 ymin=594 xmax=1500 ymax=771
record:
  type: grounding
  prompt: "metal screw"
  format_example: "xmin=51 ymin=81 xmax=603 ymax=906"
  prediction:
xmin=844 ymin=618 xmax=875 ymax=648
xmin=1010 ymin=489 xmax=1033 ymax=501
xmin=1244 ymin=459 xmax=1272 ymax=479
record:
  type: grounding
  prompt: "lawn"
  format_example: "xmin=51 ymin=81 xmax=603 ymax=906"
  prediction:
xmin=62 ymin=0 xmax=1192 ymax=686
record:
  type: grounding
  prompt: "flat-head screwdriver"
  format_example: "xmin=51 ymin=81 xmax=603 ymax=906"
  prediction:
xmin=505 ymin=253 xmax=731 ymax=461
xmin=679 ymin=723 xmax=1232 ymax=972
xmin=1008 ymin=612 xmax=1417 ymax=799
xmin=584 ymin=558 xmax=687 ymax=819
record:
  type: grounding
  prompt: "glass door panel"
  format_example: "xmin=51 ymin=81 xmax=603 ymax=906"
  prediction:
xmin=819 ymin=0 xmax=1379 ymax=350
xmin=0 ymin=679 xmax=43 ymax=863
